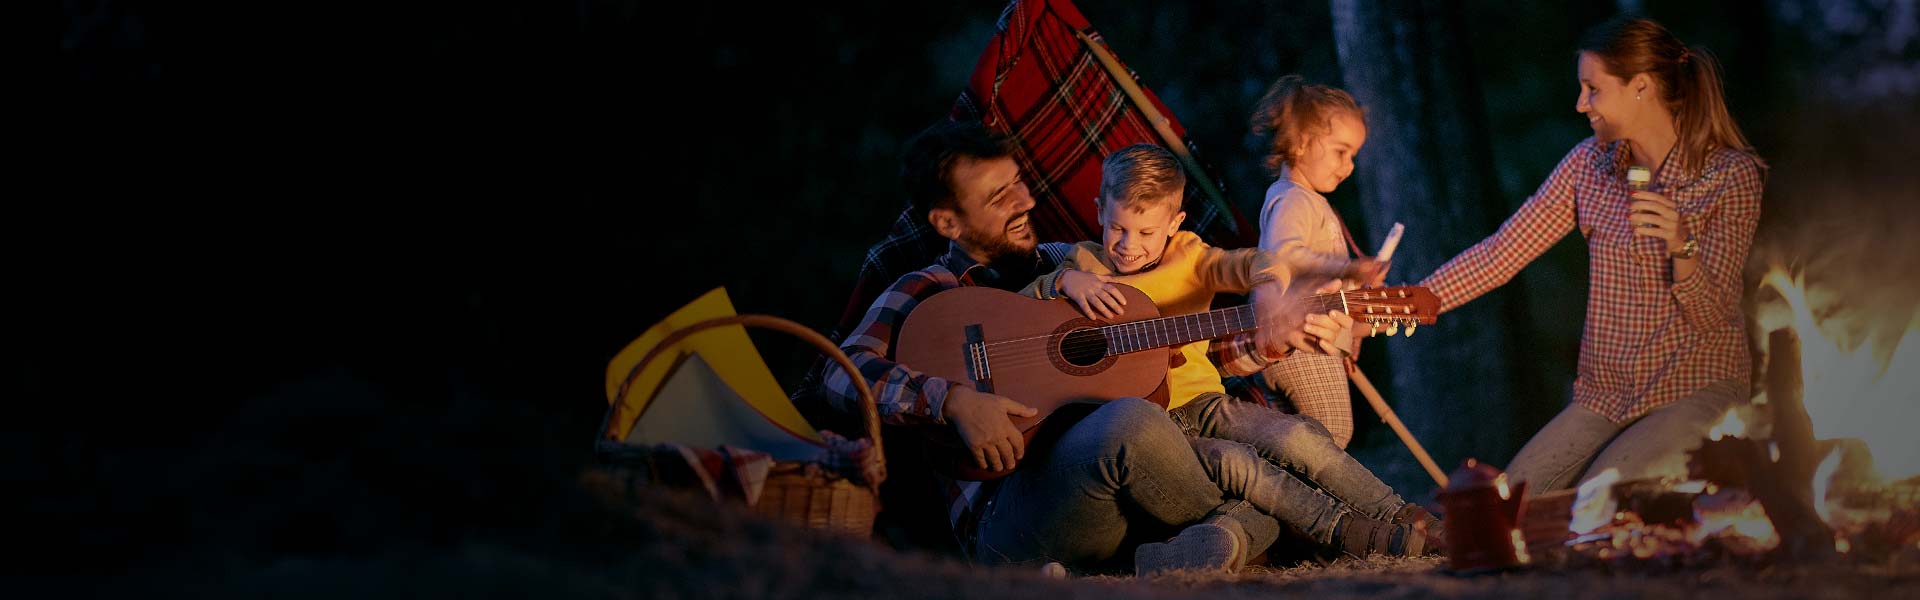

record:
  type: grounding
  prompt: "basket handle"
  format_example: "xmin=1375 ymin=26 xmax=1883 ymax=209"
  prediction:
xmin=601 ymin=314 xmax=884 ymax=463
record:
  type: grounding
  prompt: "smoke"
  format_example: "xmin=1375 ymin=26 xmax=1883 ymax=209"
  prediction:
xmin=1747 ymin=92 xmax=1920 ymax=363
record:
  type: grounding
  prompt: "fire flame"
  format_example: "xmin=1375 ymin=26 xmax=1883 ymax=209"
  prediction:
xmin=1689 ymin=489 xmax=1780 ymax=549
xmin=1510 ymin=528 xmax=1532 ymax=564
xmin=1708 ymin=408 xmax=1747 ymax=441
xmin=1812 ymin=447 xmax=1843 ymax=524
xmin=1569 ymin=468 xmax=1622 ymax=535
xmin=1758 ymin=268 xmax=1920 ymax=481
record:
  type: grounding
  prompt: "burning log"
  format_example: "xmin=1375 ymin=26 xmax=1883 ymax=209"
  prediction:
xmin=1520 ymin=488 xmax=1575 ymax=560
xmin=1688 ymin=437 xmax=1757 ymax=489
xmin=1612 ymin=478 xmax=1697 ymax=527
xmin=1761 ymin=328 xmax=1839 ymax=562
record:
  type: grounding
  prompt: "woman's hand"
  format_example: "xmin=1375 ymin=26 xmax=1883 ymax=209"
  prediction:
xmin=1058 ymin=269 xmax=1126 ymax=320
xmin=1628 ymin=191 xmax=1690 ymax=254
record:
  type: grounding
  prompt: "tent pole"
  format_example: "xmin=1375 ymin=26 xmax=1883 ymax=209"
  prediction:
xmin=1075 ymin=29 xmax=1238 ymax=235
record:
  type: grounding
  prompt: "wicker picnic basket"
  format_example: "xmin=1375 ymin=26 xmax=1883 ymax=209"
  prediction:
xmin=594 ymin=314 xmax=886 ymax=537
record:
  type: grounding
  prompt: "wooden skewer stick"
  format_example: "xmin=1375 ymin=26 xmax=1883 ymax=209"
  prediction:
xmin=1346 ymin=359 xmax=1449 ymax=487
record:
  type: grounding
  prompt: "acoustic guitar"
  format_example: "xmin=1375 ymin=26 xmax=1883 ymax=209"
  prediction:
xmin=894 ymin=283 xmax=1439 ymax=480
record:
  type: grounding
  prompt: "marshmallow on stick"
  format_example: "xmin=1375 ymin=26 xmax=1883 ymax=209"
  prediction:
xmin=1375 ymin=222 xmax=1405 ymax=262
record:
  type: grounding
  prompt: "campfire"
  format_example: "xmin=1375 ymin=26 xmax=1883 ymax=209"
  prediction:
xmin=1521 ymin=267 xmax=1920 ymax=569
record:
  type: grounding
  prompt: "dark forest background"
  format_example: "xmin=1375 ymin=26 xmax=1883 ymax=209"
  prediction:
xmin=39 ymin=0 xmax=1918 ymax=591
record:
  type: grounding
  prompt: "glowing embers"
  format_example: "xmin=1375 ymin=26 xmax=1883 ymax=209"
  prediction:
xmin=1561 ymin=475 xmax=1782 ymax=567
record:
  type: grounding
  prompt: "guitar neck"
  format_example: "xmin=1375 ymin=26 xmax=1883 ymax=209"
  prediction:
xmin=1101 ymin=291 xmax=1351 ymax=355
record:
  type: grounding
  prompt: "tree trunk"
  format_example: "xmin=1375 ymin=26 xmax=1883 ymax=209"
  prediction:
xmin=1329 ymin=0 xmax=1523 ymax=497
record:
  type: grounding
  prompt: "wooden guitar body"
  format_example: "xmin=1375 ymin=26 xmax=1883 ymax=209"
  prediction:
xmin=894 ymin=285 xmax=1166 ymax=480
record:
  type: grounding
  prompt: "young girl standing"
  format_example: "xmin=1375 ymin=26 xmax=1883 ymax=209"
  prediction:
xmin=1248 ymin=76 xmax=1390 ymax=448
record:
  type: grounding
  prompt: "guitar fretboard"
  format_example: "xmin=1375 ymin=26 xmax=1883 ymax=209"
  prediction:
xmin=1101 ymin=291 xmax=1352 ymax=355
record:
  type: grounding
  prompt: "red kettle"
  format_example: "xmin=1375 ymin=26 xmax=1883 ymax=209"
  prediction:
xmin=1437 ymin=458 xmax=1531 ymax=572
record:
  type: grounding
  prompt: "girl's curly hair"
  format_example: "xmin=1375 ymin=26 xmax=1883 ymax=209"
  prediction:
xmin=1250 ymin=75 xmax=1363 ymax=177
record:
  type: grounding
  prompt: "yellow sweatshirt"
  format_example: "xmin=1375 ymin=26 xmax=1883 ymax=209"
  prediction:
xmin=1020 ymin=231 xmax=1284 ymax=409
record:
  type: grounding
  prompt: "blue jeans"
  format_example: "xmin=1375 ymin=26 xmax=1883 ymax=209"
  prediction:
xmin=1184 ymin=436 xmax=1347 ymax=544
xmin=1507 ymin=379 xmax=1747 ymax=491
xmin=973 ymin=397 xmax=1282 ymax=569
xmin=1169 ymin=393 xmax=1407 ymax=537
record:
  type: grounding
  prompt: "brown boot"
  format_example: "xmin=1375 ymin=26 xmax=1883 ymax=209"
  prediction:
xmin=1333 ymin=511 xmax=1426 ymax=558
xmin=1392 ymin=504 xmax=1446 ymax=556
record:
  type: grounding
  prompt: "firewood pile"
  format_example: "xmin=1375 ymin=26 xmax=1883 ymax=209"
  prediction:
xmin=1512 ymin=326 xmax=1920 ymax=572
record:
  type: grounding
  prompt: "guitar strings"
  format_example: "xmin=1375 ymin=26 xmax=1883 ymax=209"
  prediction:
xmin=974 ymin=299 xmax=1421 ymax=363
xmin=971 ymin=305 xmax=1254 ymax=351
xmin=974 ymin=292 xmax=1356 ymax=351
xmin=969 ymin=297 xmax=1426 ymax=369
xmin=977 ymin=313 xmax=1423 ymax=372
xmin=977 ymin=316 xmax=1386 ymax=370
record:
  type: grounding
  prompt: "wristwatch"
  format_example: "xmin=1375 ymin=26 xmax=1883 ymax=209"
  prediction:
xmin=1671 ymin=233 xmax=1699 ymax=259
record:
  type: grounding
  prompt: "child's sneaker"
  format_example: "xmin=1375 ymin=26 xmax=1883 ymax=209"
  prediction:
xmin=1134 ymin=522 xmax=1244 ymax=576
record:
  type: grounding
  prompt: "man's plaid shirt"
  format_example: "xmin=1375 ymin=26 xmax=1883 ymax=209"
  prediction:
xmin=1420 ymin=138 xmax=1764 ymax=423
xmin=822 ymin=242 xmax=1070 ymax=551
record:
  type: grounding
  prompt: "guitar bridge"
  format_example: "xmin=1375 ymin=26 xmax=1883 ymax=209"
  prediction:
xmin=965 ymin=324 xmax=993 ymax=392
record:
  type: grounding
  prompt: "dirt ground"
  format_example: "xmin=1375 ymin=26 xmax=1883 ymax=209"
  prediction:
xmin=610 ymin=481 xmax=1920 ymax=600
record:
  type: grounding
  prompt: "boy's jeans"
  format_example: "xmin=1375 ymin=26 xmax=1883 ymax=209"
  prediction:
xmin=1170 ymin=393 xmax=1407 ymax=529
xmin=973 ymin=397 xmax=1281 ymax=568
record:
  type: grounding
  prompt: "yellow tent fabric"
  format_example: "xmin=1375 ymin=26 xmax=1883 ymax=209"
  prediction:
xmin=602 ymin=287 xmax=822 ymax=442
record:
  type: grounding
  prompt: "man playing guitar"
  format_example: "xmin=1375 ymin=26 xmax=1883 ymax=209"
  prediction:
xmin=821 ymin=121 xmax=1345 ymax=575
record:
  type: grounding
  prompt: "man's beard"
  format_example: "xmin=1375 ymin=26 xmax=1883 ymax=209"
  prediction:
xmin=959 ymin=215 xmax=1036 ymax=265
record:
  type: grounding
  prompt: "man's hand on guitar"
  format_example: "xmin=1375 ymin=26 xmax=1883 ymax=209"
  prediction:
xmin=944 ymin=386 xmax=1039 ymax=472
xmin=1058 ymin=269 xmax=1127 ymax=320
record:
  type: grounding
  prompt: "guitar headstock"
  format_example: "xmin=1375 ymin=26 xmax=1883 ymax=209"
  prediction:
xmin=1343 ymin=285 xmax=1440 ymax=337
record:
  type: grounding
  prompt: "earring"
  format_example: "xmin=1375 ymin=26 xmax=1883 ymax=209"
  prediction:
xmin=1636 ymin=93 xmax=1642 ymax=100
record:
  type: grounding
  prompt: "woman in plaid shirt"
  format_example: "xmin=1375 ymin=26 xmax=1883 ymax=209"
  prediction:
xmin=1419 ymin=17 xmax=1766 ymax=491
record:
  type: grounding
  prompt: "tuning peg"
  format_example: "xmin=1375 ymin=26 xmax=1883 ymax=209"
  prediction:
xmin=1386 ymin=321 xmax=1401 ymax=336
xmin=1405 ymin=320 xmax=1417 ymax=337
xmin=1369 ymin=321 xmax=1381 ymax=337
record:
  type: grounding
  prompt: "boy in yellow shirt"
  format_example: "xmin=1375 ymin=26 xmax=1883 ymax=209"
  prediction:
xmin=1021 ymin=144 xmax=1440 ymax=563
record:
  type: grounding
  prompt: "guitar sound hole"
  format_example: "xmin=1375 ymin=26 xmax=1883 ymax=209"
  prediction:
xmin=1058 ymin=328 xmax=1109 ymax=367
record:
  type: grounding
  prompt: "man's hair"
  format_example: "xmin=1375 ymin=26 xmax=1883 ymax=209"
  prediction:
xmin=1097 ymin=144 xmax=1186 ymax=214
xmin=901 ymin=120 xmax=1015 ymax=222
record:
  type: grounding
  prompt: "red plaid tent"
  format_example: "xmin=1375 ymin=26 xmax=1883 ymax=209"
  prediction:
xmin=824 ymin=0 xmax=1257 ymax=345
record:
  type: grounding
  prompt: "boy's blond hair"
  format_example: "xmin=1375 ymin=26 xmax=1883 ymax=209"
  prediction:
xmin=1097 ymin=144 xmax=1185 ymax=215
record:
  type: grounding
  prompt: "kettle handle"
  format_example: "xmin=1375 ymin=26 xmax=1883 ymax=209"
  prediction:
xmin=1507 ymin=480 xmax=1530 ymax=521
